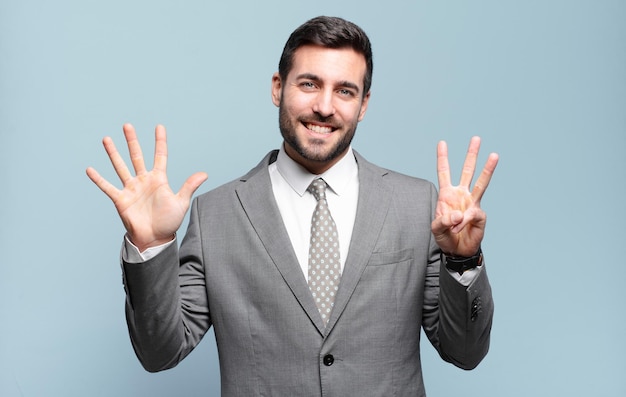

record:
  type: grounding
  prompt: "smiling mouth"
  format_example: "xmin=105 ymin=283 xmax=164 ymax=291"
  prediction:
xmin=305 ymin=123 xmax=334 ymax=134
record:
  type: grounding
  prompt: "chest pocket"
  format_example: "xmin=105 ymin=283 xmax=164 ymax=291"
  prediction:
xmin=367 ymin=248 xmax=413 ymax=267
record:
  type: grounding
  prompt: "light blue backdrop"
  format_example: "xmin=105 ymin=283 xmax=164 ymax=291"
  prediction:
xmin=1 ymin=0 xmax=624 ymax=396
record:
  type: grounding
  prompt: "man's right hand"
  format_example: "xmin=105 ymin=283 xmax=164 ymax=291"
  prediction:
xmin=86 ymin=124 xmax=208 ymax=252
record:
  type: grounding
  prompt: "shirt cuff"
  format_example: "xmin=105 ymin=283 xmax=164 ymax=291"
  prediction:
xmin=446 ymin=266 xmax=481 ymax=287
xmin=122 ymin=234 xmax=176 ymax=263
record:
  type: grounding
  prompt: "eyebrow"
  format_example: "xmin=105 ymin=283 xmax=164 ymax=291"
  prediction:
xmin=296 ymin=73 xmax=361 ymax=95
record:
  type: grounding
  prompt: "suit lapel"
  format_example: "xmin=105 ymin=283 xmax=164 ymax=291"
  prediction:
xmin=325 ymin=152 xmax=392 ymax=331
xmin=234 ymin=150 xmax=393 ymax=335
xmin=235 ymin=151 xmax=326 ymax=334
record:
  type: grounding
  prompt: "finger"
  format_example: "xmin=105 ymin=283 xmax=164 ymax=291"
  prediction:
xmin=436 ymin=141 xmax=451 ymax=189
xmin=86 ymin=166 xmax=120 ymax=201
xmin=431 ymin=210 xmax=463 ymax=235
xmin=102 ymin=136 xmax=133 ymax=185
xmin=123 ymin=123 xmax=148 ymax=175
xmin=459 ymin=136 xmax=481 ymax=188
xmin=451 ymin=207 xmax=486 ymax=234
xmin=471 ymin=152 xmax=499 ymax=202
xmin=177 ymin=171 xmax=208 ymax=203
xmin=153 ymin=125 xmax=168 ymax=172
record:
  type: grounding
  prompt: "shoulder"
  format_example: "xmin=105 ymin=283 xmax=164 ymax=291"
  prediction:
xmin=354 ymin=150 xmax=436 ymax=194
xmin=195 ymin=150 xmax=278 ymax=204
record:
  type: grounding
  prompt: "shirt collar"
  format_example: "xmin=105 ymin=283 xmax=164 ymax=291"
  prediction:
xmin=275 ymin=145 xmax=358 ymax=197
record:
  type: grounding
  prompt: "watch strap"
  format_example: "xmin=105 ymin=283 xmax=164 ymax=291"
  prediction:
xmin=443 ymin=248 xmax=483 ymax=275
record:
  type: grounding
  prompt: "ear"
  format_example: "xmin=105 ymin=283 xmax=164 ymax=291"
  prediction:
xmin=271 ymin=72 xmax=282 ymax=107
xmin=357 ymin=90 xmax=371 ymax=121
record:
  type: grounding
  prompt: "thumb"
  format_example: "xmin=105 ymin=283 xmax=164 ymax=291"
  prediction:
xmin=178 ymin=172 xmax=208 ymax=202
xmin=431 ymin=210 xmax=464 ymax=236
xmin=450 ymin=210 xmax=464 ymax=226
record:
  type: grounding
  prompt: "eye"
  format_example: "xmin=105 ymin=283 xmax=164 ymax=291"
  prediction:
xmin=338 ymin=88 xmax=355 ymax=97
xmin=300 ymin=81 xmax=317 ymax=90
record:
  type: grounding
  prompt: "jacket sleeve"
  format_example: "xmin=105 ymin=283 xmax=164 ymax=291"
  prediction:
xmin=437 ymin=260 xmax=493 ymax=369
xmin=121 ymin=198 xmax=211 ymax=372
xmin=421 ymin=184 xmax=494 ymax=370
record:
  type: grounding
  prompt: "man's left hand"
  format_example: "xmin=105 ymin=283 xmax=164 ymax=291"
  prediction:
xmin=431 ymin=136 xmax=499 ymax=257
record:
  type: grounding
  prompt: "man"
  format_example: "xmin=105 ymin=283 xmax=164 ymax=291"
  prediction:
xmin=87 ymin=16 xmax=499 ymax=396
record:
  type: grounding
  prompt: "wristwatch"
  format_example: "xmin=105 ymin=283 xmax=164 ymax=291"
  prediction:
xmin=443 ymin=248 xmax=483 ymax=275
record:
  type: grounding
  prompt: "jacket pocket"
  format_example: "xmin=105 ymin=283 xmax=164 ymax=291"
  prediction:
xmin=367 ymin=248 xmax=413 ymax=266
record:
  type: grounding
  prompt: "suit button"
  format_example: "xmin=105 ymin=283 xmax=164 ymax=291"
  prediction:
xmin=471 ymin=297 xmax=481 ymax=322
xmin=323 ymin=354 xmax=334 ymax=366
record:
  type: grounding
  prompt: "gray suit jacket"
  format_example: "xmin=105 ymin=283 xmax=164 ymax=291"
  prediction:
xmin=122 ymin=150 xmax=493 ymax=396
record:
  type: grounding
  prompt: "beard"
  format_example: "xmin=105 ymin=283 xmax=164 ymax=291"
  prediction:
xmin=278 ymin=100 xmax=358 ymax=165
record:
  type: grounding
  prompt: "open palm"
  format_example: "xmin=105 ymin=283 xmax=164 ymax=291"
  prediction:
xmin=86 ymin=124 xmax=207 ymax=252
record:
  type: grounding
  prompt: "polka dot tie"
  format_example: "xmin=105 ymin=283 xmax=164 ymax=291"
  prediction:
xmin=307 ymin=178 xmax=341 ymax=326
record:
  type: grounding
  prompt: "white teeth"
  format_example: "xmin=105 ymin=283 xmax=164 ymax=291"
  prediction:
xmin=307 ymin=124 xmax=332 ymax=134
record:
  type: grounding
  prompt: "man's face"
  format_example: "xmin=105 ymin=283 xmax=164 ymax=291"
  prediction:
xmin=272 ymin=45 xmax=370 ymax=174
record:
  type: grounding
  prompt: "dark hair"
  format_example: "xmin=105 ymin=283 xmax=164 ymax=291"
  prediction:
xmin=278 ymin=16 xmax=373 ymax=97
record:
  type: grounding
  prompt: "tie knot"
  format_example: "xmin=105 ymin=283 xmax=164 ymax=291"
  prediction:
xmin=308 ymin=178 xmax=328 ymax=201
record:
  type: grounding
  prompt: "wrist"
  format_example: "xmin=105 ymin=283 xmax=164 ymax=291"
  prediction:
xmin=442 ymin=247 xmax=483 ymax=275
xmin=128 ymin=234 xmax=176 ymax=253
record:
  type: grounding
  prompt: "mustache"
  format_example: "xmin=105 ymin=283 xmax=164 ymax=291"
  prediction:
xmin=298 ymin=113 xmax=341 ymax=128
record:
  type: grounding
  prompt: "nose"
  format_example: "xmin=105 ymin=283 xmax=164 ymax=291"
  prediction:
xmin=312 ymin=90 xmax=335 ymax=118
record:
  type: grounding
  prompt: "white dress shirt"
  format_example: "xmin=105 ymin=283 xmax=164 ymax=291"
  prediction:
xmin=269 ymin=146 xmax=359 ymax=280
